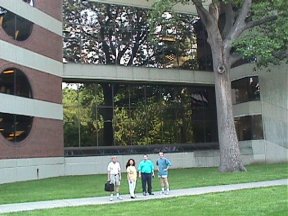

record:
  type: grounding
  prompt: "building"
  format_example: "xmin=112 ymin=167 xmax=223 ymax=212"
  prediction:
xmin=0 ymin=0 xmax=287 ymax=184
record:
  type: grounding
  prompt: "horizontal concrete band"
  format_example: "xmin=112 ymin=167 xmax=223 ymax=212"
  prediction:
xmin=233 ymin=101 xmax=262 ymax=117
xmin=0 ymin=93 xmax=63 ymax=120
xmin=89 ymin=0 xmax=211 ymax=15
xmin=0 ymin=0 xmax=62 ymax=36
xmin=0 ymin=40 xmax=63 ymax=77
xmin=63 ymin=64 xmax=215 ymax=84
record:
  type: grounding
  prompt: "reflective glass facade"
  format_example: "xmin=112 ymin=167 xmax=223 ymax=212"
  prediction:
xmin=63 ymin=0 xmax=213 ymax=71
xmin=231 ymin=76 xmax=260 ymax=104
xmin=63 ymin=82 xmax=218 ymax=154
xmin=234 ymin=115 xmax=264 ymax=141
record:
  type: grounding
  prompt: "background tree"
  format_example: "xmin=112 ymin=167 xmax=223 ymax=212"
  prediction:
xmin=149 ymin=0 xmax=288 ymax=172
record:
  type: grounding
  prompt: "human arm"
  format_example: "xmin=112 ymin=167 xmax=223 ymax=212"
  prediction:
xmin=164 ymin=159 xmax=172 ymax=171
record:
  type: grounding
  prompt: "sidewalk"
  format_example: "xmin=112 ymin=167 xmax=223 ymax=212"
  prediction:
xmin=0 ymin=179 xmax=287 ymax=214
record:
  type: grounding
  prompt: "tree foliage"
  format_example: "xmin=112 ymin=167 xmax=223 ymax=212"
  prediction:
xmin=149 ymin=0 xmax=288 ymax=67
xmin=149 ymin=0 xmax=288 ymax=172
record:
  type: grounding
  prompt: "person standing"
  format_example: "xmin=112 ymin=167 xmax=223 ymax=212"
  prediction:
xmin=107 ymin=156 xmax=122 ymax=201
xmin=156 ymin=151 xmax=172 ymax=195
xmin=138 ymin=154 xmax=155 ymax=196
xmin=126 ymin=159 xmax=137 ymax=199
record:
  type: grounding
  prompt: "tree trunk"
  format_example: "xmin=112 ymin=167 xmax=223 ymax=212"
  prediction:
xmin=208 ymin=36 xmax=246 ymax=172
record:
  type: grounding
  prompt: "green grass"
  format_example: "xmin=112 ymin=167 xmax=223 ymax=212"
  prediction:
xmin=3 ymin=186 xmax=288 ymax=216
xmin=0 ymin=163 xmax=287 ymax=205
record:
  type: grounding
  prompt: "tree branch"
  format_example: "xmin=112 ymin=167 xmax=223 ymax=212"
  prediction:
xmin=243 ymin=15 xmax=278 ymax=31
xmin=191 ymin=0 xmax=211 ymax=27
xmin=224 ymin=0 xmax=251 ymax=49
xmin=221 ymin=2 xmax=235 ymax=39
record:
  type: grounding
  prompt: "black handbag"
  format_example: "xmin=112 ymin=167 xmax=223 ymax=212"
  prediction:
xmin=104 ymin=181 xmax=114 ymax=192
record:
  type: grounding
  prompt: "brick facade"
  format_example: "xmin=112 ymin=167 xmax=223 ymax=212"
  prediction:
xmin=0 ymin=24 xmax=62 ymax=62
xmin=35 ymin=0 xmax=62 ymax=21
xmin=0 ymin=60 xmax=62 ymax=104
xmin=0 ymin=0 xmax=64 ymax=159
xmin=0 ymin=118 xmax=63 ymax=159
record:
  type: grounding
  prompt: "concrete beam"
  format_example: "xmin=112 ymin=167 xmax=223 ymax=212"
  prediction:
xmin=89 ymin=0 xmax=212 ymax=15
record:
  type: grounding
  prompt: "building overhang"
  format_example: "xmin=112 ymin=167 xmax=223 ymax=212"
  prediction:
xmin=63 ymin=63 xmax=215 ymax=85
xmin=89 ymin=0 xmax=211 ymax=15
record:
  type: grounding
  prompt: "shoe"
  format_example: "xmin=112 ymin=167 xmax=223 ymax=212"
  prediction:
xmin=109 ymin=197 xmax=113 ymax=201
xmin=161 ymin=191 xmax=165 ymax=195
xmin=148 ymin=193 xmax=154 ymax=195
xmin=165 ymin=191 xmax=169 ymax=195
xmin=143 ymin=192 xmax=147 ymax=196
xmin=130 ymin=196 xmax=135 ymax=199
xmin=117 ymin=196 xmax=123 ymax=200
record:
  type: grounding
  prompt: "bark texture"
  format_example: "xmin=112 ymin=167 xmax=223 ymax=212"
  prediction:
xmin=192 ymin=0 xmax=249 ymax=172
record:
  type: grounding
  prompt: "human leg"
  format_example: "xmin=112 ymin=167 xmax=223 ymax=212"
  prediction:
xmin=160 ymin=177 xmax=165 ymax=194
xmin=114 ymin=175 xmax=122 ymax=200
xmin=147 ymin=174 xmax=153 ymax=195
xmin=163 ymin=177 xmax=169 ymax=194
xmin=141 ymin=173 xmax=147 ymax=195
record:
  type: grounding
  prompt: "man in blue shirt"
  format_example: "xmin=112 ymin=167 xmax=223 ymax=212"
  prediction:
xmin=138 ymin=154 xmax=154 ymax=196
xmin=156 ymin=151 xmax=172 ymax=195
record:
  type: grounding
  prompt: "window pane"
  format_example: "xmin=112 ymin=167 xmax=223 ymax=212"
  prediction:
xmin=234 ymin=115 xmax=264 ymax=141
xmin=0 ymin=7 xmax=33 ymax=41
xmin=232 ymin=76 xmax=260 ymax=104
xmin=62 ymin=2 xmax=213 ymax=70
xmin=0 ymin=68 xmax=32 ymax=98
xmin=0 ymin=112 xmax=33 ymax=143
xmin=63 ymin=82 xmax=218 ymax=151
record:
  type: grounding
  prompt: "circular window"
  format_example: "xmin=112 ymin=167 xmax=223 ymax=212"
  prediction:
xmin=0 ymin=68 xmax=33 ymax=98
xmin=0 ymin=112 xmax=33 ymax=143
xmin=0 ymin=5 xmax=34 ymax=41
xmin=0 ymin=68 xmax=33 ymax=143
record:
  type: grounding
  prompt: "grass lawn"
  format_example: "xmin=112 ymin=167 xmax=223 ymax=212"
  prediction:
xmin=0 ymin=163 xmax=287 ymax=204
xmin=3 ymin=186 xmax=288 ymax=216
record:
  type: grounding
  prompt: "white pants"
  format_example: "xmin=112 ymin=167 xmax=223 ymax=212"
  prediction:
xmin=128 ymin=180 xmax=136 ymax=197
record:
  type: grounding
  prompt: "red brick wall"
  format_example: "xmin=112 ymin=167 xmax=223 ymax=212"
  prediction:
xmin=0 ymin=1 xmax=64 ymax=159
xmin=0 ymin=118 xmax=64 ymax=159
xmin=35 ymin=0 xmax=63 ymax=21
xmin=0 ymin=60 xmax=62 ymax=104
xmin=0 ymin=24 xmax=62 ymax=62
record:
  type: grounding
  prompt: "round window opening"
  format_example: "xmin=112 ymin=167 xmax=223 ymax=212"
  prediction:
xmin=0 ymin=68 xmax=33 ymax=143
xmin=0 ymin=113 xmax=33 ymax=143
xmin=0 ymin=68 xmax=33 ymax=98
xmin=0 ymin=1 xmax=34 ymax=41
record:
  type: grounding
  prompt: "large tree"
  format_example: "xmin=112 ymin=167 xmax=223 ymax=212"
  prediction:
xmin=149 ymin=0 xmax=288 ymax=172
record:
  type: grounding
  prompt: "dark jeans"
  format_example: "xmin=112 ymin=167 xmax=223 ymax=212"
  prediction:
xmin=141 ymin=173 xmax=152 ymax=194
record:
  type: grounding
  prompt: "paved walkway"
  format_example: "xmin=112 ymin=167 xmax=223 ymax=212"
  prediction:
xmin=0 ymin=179 xmax=287 ymax=214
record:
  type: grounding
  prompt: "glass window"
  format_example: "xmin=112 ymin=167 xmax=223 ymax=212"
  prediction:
xmin=0 ymin=68 xmax=33 ymax=98
xmin=62 ymin=1 xmax=213 ymax=70
xmin=0 ymin=112 xmax=33 ymax=143
xmin=63 ymin=81 xmax=218 ymax=153
xmin=234 ymin=115 xmax=264 ymax=141
xmin=0 ymin=7 xmax=33 ymax=41
xmin=232 ymin=76 xmax=260 ymax=104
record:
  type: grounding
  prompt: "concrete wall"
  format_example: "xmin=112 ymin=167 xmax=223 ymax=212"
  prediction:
xmin=0 ymin=157 xmax=64 ymax=184
xmin=231 ymin=63 xmax=288 ymax=163
xmin=0 ymin=149 xmax=256 ymax=184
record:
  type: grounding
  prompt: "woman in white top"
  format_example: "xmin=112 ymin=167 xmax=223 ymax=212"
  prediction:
xmin=126 ymin=159 xmax=137 ymax=199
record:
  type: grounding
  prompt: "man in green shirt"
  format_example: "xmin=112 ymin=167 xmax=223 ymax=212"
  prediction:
xmin=138 ymin=154 xmax=155 ymax=196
